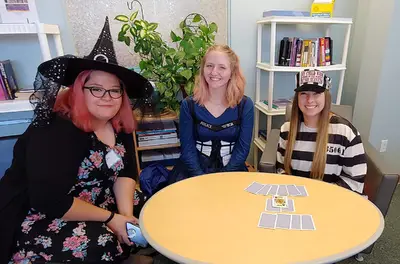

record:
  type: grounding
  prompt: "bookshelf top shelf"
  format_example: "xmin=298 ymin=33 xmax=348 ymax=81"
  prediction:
xmin=257 ymin=16 xmax=352 ymax=25
xmin=0 ymin=23 xmax=60 ymax=35
xmin=256 ymin=63 xmax=346 ymax=72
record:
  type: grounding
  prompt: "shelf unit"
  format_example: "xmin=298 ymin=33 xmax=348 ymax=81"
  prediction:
xmin=132 ymin=110 xmax=180 ymax=175
xmin=0 ymin=23 xmax=64 ymax=111
xmin=253 ymin=16 xmax=353 ymax=169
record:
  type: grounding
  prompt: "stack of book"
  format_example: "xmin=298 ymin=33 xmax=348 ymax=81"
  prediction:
xmin=263 ymin=98 xmax=292 ymax=110
xmin=0 ymin=60 xmax=19 ymax=101
xmin=278 ymin=37 xmax=333 ymax=67
xmin=136 ymin=120 xmax=179 ymax=147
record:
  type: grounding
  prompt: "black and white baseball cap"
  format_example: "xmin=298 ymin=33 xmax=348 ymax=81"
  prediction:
xmin=295 ymin=69 xmax=332 ymax=93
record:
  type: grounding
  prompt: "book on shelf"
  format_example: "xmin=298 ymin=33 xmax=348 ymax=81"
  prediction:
xmin=138 ymin=137 xmax=179 ymax=147
xmin=141 ymin=148 xmax=181 ymax=163
xmin=138 ymin=131 xmax=178 ymax=142
xmin=0 ymin=60 xmax=19 ymax=101
xmin=277 ymin=37 xmax=332 ymax=67
xmin=136 ymin=120 xmax=177 ymax=135
xmin=140 ymin=148 xmax=180 ymax=168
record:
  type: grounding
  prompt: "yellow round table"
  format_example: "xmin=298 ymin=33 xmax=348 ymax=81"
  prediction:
xmin=139 ymin=172 xmax=384 ymax=264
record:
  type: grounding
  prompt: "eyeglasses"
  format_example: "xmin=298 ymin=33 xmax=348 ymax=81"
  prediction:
xmin=83 ymin=87 xmax=123 ymax=99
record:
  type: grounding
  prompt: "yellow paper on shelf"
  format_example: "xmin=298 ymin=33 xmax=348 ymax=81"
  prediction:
xmin=310 ymin=0 xmax=335 ymax=18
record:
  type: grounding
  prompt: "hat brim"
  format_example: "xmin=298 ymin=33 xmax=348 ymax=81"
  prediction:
xmin=294 ymin=84 xmax=325 ymax=93
xmin=38 ymin=56 xmax=153 ymax=99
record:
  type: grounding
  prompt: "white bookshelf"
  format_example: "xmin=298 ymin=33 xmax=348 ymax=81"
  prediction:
xmin=0 ymin=23 xmax=64 ymax=112
xmin=253 ymin=16 xmax=353 ymax=169
xmin=0 ymin=23 xmax=64 ymax=61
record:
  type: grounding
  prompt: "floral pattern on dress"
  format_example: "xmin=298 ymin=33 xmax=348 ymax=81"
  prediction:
xmin=62 ymin=222 xmax=90 ymax=260
xmin=47 ymin=219 xmax=66 ymax=233
xmin=98 ymin=233 xmax=113 ymax=246
xmin=21 ymin=211 xmax=46 ymax=234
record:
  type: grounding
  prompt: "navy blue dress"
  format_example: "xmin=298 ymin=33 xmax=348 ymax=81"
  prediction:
xmin=169 ymin=96 xmax=254 ymax=183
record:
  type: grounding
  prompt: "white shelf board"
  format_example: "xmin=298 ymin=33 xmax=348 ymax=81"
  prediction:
xmin=256 ymin=63 xmax=346 ymax=72
xmin=257 ymin=16 xmax=352 ymax=25
xmin=0 ymin=99 xmax=33 ymax=113
xmin=254 ymin=137 xmax=266 ymax=151
xmin=0 ymin=23 xmax=60 ymax=35
xmin=255 ymin=101 xmax=286 ymax=116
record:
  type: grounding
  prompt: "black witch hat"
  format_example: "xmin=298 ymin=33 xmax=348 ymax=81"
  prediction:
xmin=30 ymin=17 xmax=153 ymax=126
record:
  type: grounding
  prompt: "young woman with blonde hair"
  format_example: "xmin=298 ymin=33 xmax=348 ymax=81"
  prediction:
xmin=277 ymin=69 xmax=366 ymax=193
xmin=169 ymin=44 xmax=254 ymax=182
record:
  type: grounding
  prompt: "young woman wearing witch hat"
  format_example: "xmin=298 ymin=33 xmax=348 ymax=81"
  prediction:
xmin=0 ymin=17 xmax=155 ymax=263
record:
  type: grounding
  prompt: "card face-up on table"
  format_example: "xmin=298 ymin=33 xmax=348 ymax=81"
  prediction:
xmin=258 ymin=213 xmax=277 ymax=229
xmin=282 ymin=199 xmax=295 ymax=212
xmin=266 ymin=199 xmax=281 ymax=212
xmin=245 ymin=182 xmax=265 ymax=194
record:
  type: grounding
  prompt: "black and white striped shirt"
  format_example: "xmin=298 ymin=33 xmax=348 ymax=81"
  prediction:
xmin=276 ymin=115 xmax=367 ymax=193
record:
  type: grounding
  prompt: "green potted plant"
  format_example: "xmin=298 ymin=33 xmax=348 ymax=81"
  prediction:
xmin=115 ymin=11 xmax=218 ymax=114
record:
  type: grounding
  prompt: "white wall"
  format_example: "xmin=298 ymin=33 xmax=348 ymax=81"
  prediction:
xmin=354 ymin=0 xmax=400 ymax=171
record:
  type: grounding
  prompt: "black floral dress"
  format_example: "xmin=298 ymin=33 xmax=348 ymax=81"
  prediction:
xmin=9 ymin=133 xmax=145 ymax=263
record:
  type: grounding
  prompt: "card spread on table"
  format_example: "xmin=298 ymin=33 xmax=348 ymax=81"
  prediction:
xmin=282 ymin=199 xmax=295 ymax=212
xmin=267 ymin=185 xmax=279 ymax=196
xmin=258 ymin=213 xmax=277 ymax=229
xmin=290 ymin=214 xmax=301 ymax=230
xmin=301 ymin=214 xmax=316 ymax=230
xmin=276 ymin=214 xmax=291 ymax=229
xmin=257 ymin=184 xmax=271 ymax=195
xmin=266 ymin=199 xmax=281 ymax=212
xmin=287 ymin=184 xmax=302 ymax=196
xmin=245 ymin=182 xmax=265 ymax=194
xmin=272 ymin=195 xmax=288 ymax=208
xmin=277 ymin=184 xmax=289 ymax=196
xmin=295 ymin=185 xmax=309 ymax=197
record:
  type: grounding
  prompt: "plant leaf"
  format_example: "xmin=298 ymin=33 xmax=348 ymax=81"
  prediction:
xmin=118 ymin=31 xmax=125 ymax=41
xmin=140 ymin=30 xmax=146 ymax=38
xmin=180 ymin=69 xmax=192 ymax=80
xmin=199 ymin=25 xmax=209 ymax=34
xmin=129 ymin=27 xmax=137 ymax=36
xmin=179 ymin=21 xmax=185 ymax=29
xmin=192 ymin=14 xmax=201 ymax=23
xmin=166 ymin=48 xmax=176 ymax=57
xmin=122 ymin=24 xmax=130 ymax=33
xmin=139 ymin=60 xmax=147 ymax=70
xmin=175 ymin=51 xmax=185 ymax=61
xmin=170 ymin=31 xmax=181 ymax=42
xmin=193 ymin=37 xmax=204 ymax=49
xmin=115 ymin=15 xmax=129 ymax=22
xmin=148 ymin=23 xmax=158 ymax=31
xmin=209 ymin=22 xmax=218 ymax=33
xmin=124 ymin=37 xmax=131 ymax=46
xmin=130 ymin=11 xmax=139 ymax=21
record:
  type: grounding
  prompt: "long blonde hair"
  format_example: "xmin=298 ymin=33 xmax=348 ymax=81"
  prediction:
xmin=193 ymin=44 xmax=245 ymax=107
xmin=284 ymin=90 xmax=332 ymax=180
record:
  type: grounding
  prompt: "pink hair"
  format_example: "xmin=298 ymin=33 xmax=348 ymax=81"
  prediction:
xmin=53 ymin=70 xmax=136 ymax=133
xmin=193 ymin=44 xmax=246 ymax=107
